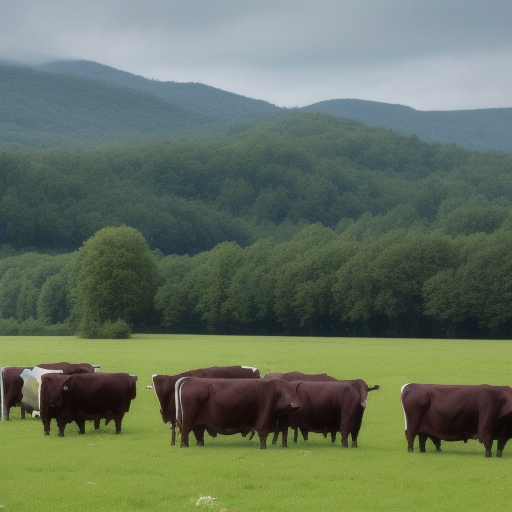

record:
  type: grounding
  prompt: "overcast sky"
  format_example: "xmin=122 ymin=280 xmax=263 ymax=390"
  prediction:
xmin=1 ymin=0 xmax=511 ymax=110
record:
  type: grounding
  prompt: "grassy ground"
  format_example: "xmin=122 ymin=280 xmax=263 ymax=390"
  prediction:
xmin=0 ymin=335 xmax=510 ymax=512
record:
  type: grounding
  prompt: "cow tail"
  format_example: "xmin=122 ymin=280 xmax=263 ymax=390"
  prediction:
xmin=175 ymin=377 xmax=187 ymax=431
xmin=400 ymin=384 xmax=410 ymax=430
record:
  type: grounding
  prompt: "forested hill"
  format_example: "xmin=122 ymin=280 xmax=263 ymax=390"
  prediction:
xmin=0 ymin=64 xmax=228 ymax=150
xmin=37 ymin=60 xmax=283 ymax=122
xmin=301 ymin=99 xmax=512 ymax=153
xmin=1 ymin=59 xmax=511 ymax=152
xmin=1 ymin=113 xmax=511 ymax=256
xmin=1 ymin=112 xmax=511 ymax=339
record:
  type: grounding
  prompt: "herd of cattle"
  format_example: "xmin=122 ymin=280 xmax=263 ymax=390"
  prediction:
xmin=1 ymin=363 xmax=511 ymax=458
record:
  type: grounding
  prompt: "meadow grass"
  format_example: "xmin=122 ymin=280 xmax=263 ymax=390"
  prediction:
xmin=0 ymin=335 xmax=510 ymax=512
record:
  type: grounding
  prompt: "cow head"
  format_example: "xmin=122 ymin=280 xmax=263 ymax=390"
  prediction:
xmin=272 ymin=380 xmax=301 ymax=415
xmin=152 ymin=374 xmax=177 ymax=423
xmin=41 ymin=374 xmax=72 ymax=412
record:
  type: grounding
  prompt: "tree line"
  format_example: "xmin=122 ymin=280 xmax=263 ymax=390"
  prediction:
xmin=1 ymin=113 xmax=511 ymax=339
xmin=0 ymin=222 xmax=510 ymax=339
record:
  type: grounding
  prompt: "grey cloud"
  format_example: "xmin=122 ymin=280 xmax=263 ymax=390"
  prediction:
xmin=0 ymin=0 xmax=510 ymax=109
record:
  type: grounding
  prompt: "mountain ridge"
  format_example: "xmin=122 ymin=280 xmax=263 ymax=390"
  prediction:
xmin=1 ymin=59 xmax=511 ymax=152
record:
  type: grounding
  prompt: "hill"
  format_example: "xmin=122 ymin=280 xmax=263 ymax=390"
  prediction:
xmin=37 ymin=60 xmax=283 ymax=122
xmin=301 ymin=99 xmax=512 ymax=153
xmin=1 ymin=112 xmax=511 ymax=256
xmin=1 ymin=60 xmax=510 ymax=152
xmin=1 ymin=113 xmax=511 ymax=338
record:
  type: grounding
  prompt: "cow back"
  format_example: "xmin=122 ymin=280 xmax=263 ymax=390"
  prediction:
xmin=38 ymin=362 xmax=95 ymax=374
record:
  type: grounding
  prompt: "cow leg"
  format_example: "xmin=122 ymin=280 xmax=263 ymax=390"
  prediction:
xmin=405 ymin=429 xmax=417 ymax=452
xmin=94 ymin=418 xmax=100 ymax=430
xmin=340 ymin=432 xmax=349 ymax=448
xmin=258 ymin=434 xmax=268 ymax=449
xmin=76 ymin=418 xmax=86 ymax=435
xmin=495 ymin=420 xmax=512 ymax=458
xmin=192 ymin=425 xmax=205 ymax=446
xmin=430 ymin=435 xmax=441 ymax=452
xmin=418 ymin=433 xmax=428 ymax=453
xmin=180 ymin=431 xmax=190 ymax=448
xmin=300 ymin=427 xmax=309 ymax=442
xmin=3 ymin=406 xmax=9 ymax=421
xmin=350 ymin=407 xmax=364 ymax=448
xmin=114 ymin=418 xmax=122 ymax=434
xmin=171 ymin=424 xmax=176 ymax=446
xmin=20 ymin=405 xmax=26 ymax=420
xmin=57 ymin=419 xmax=67 ymax=437
xmin=281 ymin=428 xmax=288 ymax=448
xmin=331 ymin=431 xmax=337 ymax=443
xmin=293 ymin=427 xmax=298 ymax=443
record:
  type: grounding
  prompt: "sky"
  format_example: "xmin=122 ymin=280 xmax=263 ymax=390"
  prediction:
xmin=1 ymin=0 xmax=511 ymax=110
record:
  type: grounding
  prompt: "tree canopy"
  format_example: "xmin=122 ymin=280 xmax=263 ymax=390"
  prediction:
xmin=69 ymin=225 xmax=159 ymax=338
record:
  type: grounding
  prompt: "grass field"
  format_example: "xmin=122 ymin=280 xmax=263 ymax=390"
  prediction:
xmin=0 ymin=335 xmax=511 ymax=512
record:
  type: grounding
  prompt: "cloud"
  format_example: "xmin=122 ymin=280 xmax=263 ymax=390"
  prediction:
xmin=1 ymin=0 xmax=511 ymax=109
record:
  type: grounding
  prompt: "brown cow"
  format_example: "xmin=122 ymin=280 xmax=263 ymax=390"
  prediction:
xmin=175 ymin=377 xmax=301 ymax=449
xmin=40 ymin=372 xmax=137 ymax=437
xmin=1 ymin=363 xmax=95 ymax=420
xmin=153 ymin=365 xmax=261 ymax=446
xmin=265 ymin=371 xmax=379 ymax=445
xmin=401 ymin=383 xmax=512 ymax=457
xmin=283 ymin=381 xmax=362 ymax=448
xmin=1 ymin=367 xmax=29 ymax=420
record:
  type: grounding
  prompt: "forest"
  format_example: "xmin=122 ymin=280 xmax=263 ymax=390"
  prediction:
xmin=1 ymin=112 xmax=511 ymax=339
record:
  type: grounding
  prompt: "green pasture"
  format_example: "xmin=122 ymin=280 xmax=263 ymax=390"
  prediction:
xmin=0 ymin=335 xmax=510 ymax=512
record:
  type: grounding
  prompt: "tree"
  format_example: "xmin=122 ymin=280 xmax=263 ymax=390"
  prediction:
xmin=71 ymin=225 xmax=159 ymax=338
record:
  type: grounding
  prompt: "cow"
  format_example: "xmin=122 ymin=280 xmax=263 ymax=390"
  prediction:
xmin=153 ymin=365 xmax=261 ymax=446
xmin=1 ymin=363 xmax=95 ymax=421
xmin=265 ymin=371 xmax=379 ymax=446
xmin=175 ymin=377 xmax=301 ymax=449
xmin=40 ymin=372 xmax=137 ymax=437
xmin=281 ymin=381 xmax=362 ymax=448
xmin=1 ymin=366 xmax=29 ymax=420
xmin=401 ymin=383 xmax=512 ymax=457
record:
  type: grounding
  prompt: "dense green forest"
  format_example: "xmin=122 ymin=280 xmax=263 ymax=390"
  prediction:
xmin=1 ymin=113 xmax=511 ymax=338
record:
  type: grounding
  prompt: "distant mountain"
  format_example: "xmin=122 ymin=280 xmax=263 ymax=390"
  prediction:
xmin=0 ymin=63 xmax=229 ymax=150
xmin=1 ymin=60 xmax=510 ymax=152
xmin=301 ymin=99 xmax=512 ymax=153
xmin=37 ymin=60 xmax=283 ymax=122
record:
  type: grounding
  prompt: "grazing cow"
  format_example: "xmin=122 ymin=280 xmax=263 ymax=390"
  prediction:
xmin=401 ymin=383 xmax=512 ymax=457
xmin=283 ymin=381 xmax=362 ymax=448
xmin=153 ymin=365 xmax=261 ymax=446
xmin=40 ymin=372 xmax=137 ymax=437
xmin=265 ymin=371 xmax=379 ymax=446
xmin=175 ymin=377 xmax=301 ymax=449
xmin=1 ymin=363 xmax=96 ymax=421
